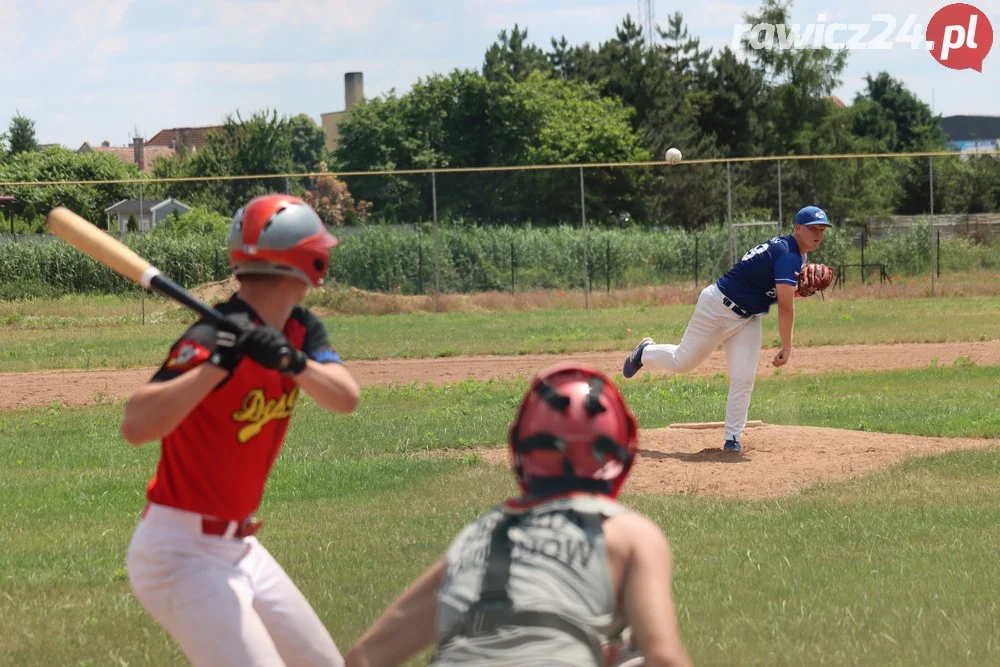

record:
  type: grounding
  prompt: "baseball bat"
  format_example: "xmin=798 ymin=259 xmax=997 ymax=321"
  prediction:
xmin=46 ymin=206 xmax=240 ymax=332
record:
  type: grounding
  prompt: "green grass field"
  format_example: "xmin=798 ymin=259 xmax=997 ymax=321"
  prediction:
xmin=2 ymin=295 xmax=999 ymax=372
xmin=3 ymin=366 xmax=1000 ymax=665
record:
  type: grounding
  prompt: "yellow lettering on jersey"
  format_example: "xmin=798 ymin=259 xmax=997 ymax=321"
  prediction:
xmin=232 ymin=387 xmax=299 ymax=443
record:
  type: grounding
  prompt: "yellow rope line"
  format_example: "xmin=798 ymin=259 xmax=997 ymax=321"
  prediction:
xmin=0 ymin=149 xmax=997 ymax=187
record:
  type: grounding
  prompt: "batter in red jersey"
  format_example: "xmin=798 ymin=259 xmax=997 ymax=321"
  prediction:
xmin=122 ymin=194 xmax=360 ymax=667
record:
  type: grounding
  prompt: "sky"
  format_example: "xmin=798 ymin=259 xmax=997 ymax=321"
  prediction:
xmin=1 ymin=0 xmax=997 ymax=149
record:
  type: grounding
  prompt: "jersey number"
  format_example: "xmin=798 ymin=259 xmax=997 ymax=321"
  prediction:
xmin=741 ymin=242 xmax=771 ymax=262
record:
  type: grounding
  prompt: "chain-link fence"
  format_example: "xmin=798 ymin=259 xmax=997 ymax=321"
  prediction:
xmin=2 ymin=151 xmax=999 ymax=307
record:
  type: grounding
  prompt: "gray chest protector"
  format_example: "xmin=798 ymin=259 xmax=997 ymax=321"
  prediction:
xmin=432 ymin=495 xmax=629 ymax=667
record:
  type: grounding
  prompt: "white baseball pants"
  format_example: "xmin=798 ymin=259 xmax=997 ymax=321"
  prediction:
xmin=126 ymin=503 xmax=343 ymax=667
xmin=641 ymin=283 xmax=763 ymax=442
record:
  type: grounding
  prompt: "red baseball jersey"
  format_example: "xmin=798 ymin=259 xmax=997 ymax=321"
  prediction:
xmin=144 ymin=295 xmax=342 ymax=521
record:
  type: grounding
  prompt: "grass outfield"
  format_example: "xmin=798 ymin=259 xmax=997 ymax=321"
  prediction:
xmin=2 ymin=366 xmax=1000 ymax=665
xmin=2 ymin=295 xmax=1000 ymax=372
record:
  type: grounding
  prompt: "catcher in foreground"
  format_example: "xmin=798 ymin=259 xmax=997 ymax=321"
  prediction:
xmin=345 ymin=364 xmax=692 ymax=667
xmin=622 ymin=205 xmax=835 ymax=454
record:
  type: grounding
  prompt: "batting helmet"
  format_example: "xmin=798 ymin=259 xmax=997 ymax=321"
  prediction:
xmin=508 ymin=363 xmax=639 ymax=499
xmin=227 ymin=194 xmax=338 ymax=287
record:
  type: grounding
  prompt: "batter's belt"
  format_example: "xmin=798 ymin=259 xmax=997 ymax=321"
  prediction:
xmin=141 ymin=503 xmax=263 ymax=539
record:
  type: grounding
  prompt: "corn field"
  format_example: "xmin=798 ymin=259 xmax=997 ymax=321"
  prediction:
xmin=0 ymin=220 xmax=997 ymax=299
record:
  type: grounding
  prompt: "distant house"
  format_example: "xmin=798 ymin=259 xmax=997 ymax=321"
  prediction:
xmin=146 ymin=125 xmax=224 ymax=153
xmin=941 ymin=115 xmax=1000 ymax=155
xmin=78 ymin=138 xmax=175 ymax=173
xmin=105 ymin=198 xmax=191 ymax=232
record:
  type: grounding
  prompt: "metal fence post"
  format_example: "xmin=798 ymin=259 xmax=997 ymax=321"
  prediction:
xmin=510 ymin=240 xmax=515 ymax=296
xmin=139 ymin=180 xmax=145 ymax=325
xmin=777 ymin=160 xmax=783 ymax=233
xmin=860 ymin=227 xmax=866 ymax=284
xmin=606 ymin=238 xmax=611 ymax=293
xmin=432 ymin=172 xmax=440 ymax=311
xmin=694 ymin=235 xmax=699 ymax=287
xmin=727 ymin=162 xmax=734 ymax=266
xmin=580 ymin=166 xmax=588 ymax=309
xmin=929 ymin=156 xmax=935 ymax=296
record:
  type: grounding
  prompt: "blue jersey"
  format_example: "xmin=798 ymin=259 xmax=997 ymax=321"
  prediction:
xmin=716 ymin=235 xmax=803 ymax=314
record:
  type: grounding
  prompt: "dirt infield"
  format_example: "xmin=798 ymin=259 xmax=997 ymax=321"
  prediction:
xmin=474 ymin=423 xmax=1000 ymax=500
xmin=1 ymin=340 xmax=997 ymax=411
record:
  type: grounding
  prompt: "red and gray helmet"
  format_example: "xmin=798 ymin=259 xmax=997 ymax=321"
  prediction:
xmin=508 ymin=363 xmax=639 ymax=499
xmin=227 ymin=194 xmax=337 ymax=287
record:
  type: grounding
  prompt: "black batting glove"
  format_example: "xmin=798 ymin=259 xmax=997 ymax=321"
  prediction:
xmin=242 ymin=325 xmax=308 ymax=375
xmin=209 ymin=314 xmax=254 ymax=373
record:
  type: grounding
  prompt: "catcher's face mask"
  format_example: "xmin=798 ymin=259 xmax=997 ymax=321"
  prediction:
xmin=508 ymin=363 xmax=639 ymax=499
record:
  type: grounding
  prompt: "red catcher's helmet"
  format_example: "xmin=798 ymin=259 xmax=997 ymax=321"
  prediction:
xmin=508 ymin=363 xmax=639 ymax=499
xmin=227 ymin=194 xmax=337 ymax=287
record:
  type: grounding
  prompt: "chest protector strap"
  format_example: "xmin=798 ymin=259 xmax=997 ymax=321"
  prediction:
xmin=438 ymin=509 xmax=607 ymax=664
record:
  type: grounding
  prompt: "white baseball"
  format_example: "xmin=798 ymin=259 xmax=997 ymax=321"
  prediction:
xmin=665 ymin=147 xmax=682 ymax=164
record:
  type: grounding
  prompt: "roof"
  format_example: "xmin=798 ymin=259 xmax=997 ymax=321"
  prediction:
xmin=104 ymin=198 xmax=191 ymax=215
xmin=940 ymin=115 xmax=1000 ymax=142
xmin=146 ymin=125 xmax=224 ymax=150
xmin=79 ymin=143 xmax=177 ymax=172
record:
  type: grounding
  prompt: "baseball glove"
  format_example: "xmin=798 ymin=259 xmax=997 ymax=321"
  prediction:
xmin=796 ymin=263 xmax=835 ymax=297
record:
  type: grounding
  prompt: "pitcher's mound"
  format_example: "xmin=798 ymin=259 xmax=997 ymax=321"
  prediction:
xmin=475 ymin=423 xmax=999 ymax=500
xmin=629 ymin=423 xmax=998 ymax=499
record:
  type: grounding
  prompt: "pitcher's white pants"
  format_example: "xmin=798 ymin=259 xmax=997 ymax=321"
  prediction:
xmin=641 ymin=283 xmax=763 ymax=442
xmin=126 ymin=503 xmax=344 ymax=667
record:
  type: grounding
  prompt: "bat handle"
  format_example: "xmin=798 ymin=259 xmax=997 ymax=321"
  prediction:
xmin=277 ymin=346 xmax=295 ymax=371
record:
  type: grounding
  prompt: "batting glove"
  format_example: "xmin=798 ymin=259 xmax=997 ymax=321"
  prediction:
xmin=241 ymin=326 xmax=308 ymax=375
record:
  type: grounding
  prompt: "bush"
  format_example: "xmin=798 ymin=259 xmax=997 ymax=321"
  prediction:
xmin=154 ymin=206 xmax=231 ymax=240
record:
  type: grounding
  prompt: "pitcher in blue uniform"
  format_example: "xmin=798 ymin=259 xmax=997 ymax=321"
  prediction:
xmin=622 ymin=206 xmax=832 ymax=453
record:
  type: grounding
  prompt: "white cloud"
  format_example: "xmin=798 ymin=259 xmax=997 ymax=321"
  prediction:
xmin=207 ymin=0 xmax=395 ymax=42
xmin=0 ymin=0 xmax=26 ymax=53
xmin=89 ymin=35 xmax=129 ymax=63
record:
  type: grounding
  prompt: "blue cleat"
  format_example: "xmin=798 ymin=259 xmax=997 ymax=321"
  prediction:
xmin=723 ymin=438 xmax=742 ymax=453
xmin=623 ymin=337 xmax=654 ymax=378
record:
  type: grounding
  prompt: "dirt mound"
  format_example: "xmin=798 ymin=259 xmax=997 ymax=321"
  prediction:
xmin=472 ymin=423 xmax=1000 ymax=500
xmin=186 ymin=275 xmax=240 ymax=305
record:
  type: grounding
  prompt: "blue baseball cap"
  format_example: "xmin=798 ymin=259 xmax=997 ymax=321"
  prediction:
xmin=794 ymin=206 xmax=832 ymax=227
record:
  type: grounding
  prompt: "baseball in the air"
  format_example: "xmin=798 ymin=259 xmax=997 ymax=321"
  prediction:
xmin=665 ymin=147 xmax=682 ymax=164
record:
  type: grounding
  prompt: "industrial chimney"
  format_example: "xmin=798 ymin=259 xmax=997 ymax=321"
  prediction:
xmin=132 ymin=135 xmax=145 ymax=172
xmin=345 ymin=72 xmax=364 ymax=109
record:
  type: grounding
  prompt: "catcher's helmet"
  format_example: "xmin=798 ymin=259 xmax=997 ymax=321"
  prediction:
xmin=227 ymin=194 xmax=337 ymax=287
xmin=509 ymin=363 xmax=639 ymax=499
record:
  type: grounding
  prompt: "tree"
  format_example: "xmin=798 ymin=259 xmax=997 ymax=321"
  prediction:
xmin=288 ymin=113 xmax=327 ymax=174
xmin=699 ymin=47 xmax=767 ymax=157
xmin=8 ymin=112 xmax=39 ymax=155
xmin=0 ymin=147 xmax=139 ymax=222
xmin=739 ymin=0 xmax=849 ymax=155
xmin=851 ymin=72 xmax=946 ymax=152
xmin=333 ymin=69 xmax=649 ymax=225
xmin=183 ymin=109 xmax=296 ymax=212
xmin=483 ymin=25 xmax=550 ymax=82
